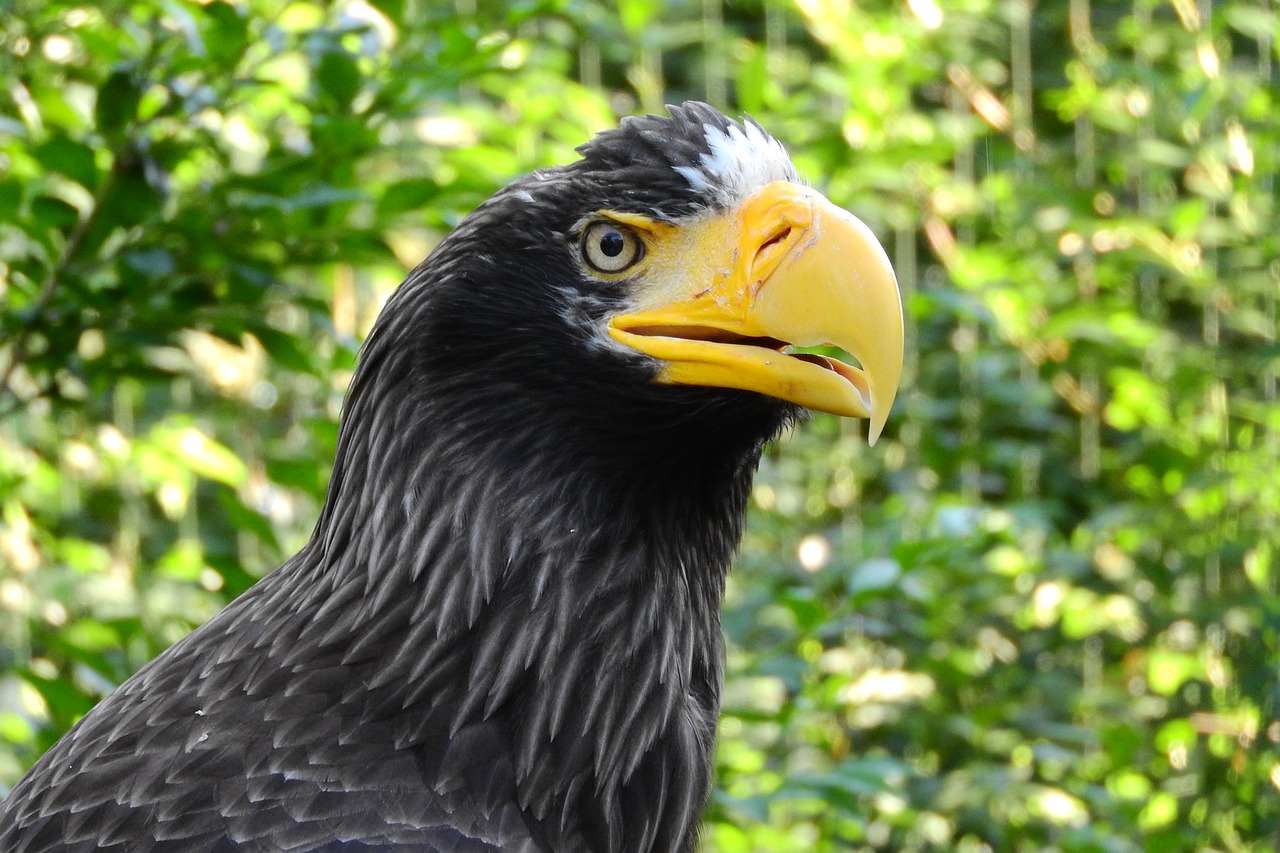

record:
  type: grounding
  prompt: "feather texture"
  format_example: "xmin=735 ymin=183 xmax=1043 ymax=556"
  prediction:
xmin=0 ymin=103 xmax=799 ymax=852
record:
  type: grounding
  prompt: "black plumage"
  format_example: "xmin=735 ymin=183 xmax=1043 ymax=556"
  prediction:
xmin=0 ymin=102 xmax=900 ymax=852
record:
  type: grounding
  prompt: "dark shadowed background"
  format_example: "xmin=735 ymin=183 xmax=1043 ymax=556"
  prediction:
xmin=0 ymin=0 xmax=1276 ymax=849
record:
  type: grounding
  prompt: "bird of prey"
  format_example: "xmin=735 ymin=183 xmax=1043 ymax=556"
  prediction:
xmin=0 ymin=102 xmax=903 ymax=852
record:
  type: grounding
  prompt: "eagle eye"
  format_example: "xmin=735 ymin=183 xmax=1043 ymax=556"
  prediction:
xmin=581 ymin=221 xmax=643 ymax=274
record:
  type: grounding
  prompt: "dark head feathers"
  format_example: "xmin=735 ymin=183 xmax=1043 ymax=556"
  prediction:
xmin=556 ymin=101 xmax=801 ymax=221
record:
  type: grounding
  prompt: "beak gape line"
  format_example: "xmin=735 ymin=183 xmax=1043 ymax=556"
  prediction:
xmin=608 ymin=181 xmax=904 ymax=443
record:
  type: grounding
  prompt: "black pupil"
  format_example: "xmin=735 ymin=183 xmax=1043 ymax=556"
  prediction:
xmin=599 ymin=230 xmax=626 ymax=258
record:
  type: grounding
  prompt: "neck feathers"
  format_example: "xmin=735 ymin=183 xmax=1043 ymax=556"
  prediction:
xmin=293 ymin=361 xmax=759 ymax=850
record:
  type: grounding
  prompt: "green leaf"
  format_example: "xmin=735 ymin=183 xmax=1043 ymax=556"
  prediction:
xmin=0 ymin=711 xmax=35 ymax=745
xmin=266 ymin=457 xmax=326 ymax=493
xmin=20 ymin=673 xmax=98 ymax=723
xmin=94 ymin=70 xmax=141 ymax=137
xmin=200 ymin=1 xmax=250 ymax=66
xmin=376 ymin=178 xmax=440 ymax=216
xmin=1146 ymin=651 xmax=1204 ymax=696
xmin=617 ymin=0 xmax=661 ymax=34
xmin=157 ymin=424 xmax=249 ymax=486
xmin=0 ymin=178 xmax=21 ymax=221
xmin=32 ymin=136 xmax=100 ymax=190
xmin=59 ymin=620 xmax=123 ymax=653
xmin=368 ymin=0 xmax=404 ymax=26
xmin=316 ymin=50 xmax=361 ymax=108
xmin=1224 ymin=6 xmax=1277 ymax=41
xmin=31 ymin=195 xmax=80 ymax=230
xmin=215 ymin=489 xmax=280 ymax=551
xmin=250 ymin=326 xmax=317 ymax=373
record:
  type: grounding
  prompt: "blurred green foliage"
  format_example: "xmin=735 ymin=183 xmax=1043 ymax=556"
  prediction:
xmin=1 ymin=0 xmax=1277 ymax=850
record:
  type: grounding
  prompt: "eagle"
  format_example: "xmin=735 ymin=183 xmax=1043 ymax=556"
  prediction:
xmin=0 ymin=102 xmax=903 ymax=852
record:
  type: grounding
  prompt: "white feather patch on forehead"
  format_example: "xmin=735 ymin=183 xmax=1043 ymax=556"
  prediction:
xmin=673 ymin=119 xmax=799 ymax=206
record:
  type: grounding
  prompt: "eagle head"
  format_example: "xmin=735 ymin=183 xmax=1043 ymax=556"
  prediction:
xmin=357 ymin=102 xmax=902 ymax=470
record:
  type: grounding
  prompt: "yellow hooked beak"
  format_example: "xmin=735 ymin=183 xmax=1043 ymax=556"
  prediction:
xmin=606 ymin=181 xmax=904 ymax=443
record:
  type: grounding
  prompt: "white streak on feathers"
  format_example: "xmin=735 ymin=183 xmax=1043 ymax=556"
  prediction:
xmin=674 ymin=119 xmax=798 ymax=206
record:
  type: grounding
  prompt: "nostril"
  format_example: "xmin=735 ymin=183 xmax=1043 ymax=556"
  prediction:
xmin=758 ymin=226 xmax=793 ymax=256
xmin=749 ymin=220 xmax=803 ymax=287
